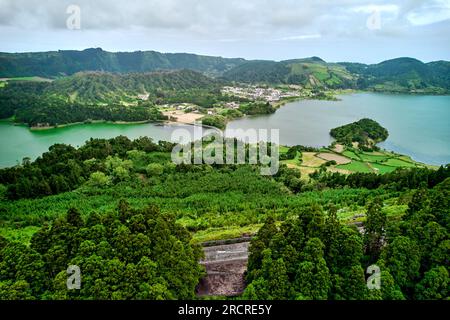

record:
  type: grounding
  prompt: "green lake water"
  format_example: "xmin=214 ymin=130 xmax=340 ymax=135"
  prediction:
xmin=0 ymin=93 xmax=449 ymax=167
xmin=0 ymin=122 xmax=202 ymax=168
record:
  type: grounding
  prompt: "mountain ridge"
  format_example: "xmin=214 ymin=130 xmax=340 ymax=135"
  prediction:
xmin=1 ymin=48 xmax=449 ymax=93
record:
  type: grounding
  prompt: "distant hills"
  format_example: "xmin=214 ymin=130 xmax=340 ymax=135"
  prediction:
xmin=222 ymin=57 xmax=356 ymax=89
xmin=49 ymin=69 xmax=219 ymax=104
xmin=340 ymin=58 xmax=450 ymax=94
xmin=223 ymin=57 xmax=450 ymax=94
xmin=0 ymin=48 xmax=245 ymax=78
xmin=0 ymin=70 xmax=222 ymax=125
xmin=1 ymin=48 xmax=450 ymax=94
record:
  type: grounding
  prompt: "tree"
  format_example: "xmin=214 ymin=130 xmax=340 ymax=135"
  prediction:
xmin=0 ymin=204 xmax=204 ymax=300
xmin=260 ymin=250 xmax=291 ymax=300
xmin=339 ymin=265 xmax=367 ymax=300
xmin=256 ymin=217 xmax=278 ymax=247
xmin=294 ymin=238 xmax=330 ymax=300
xmin=366 ymin=267 xmax=405 ymax=300
xmin=88 ymin=171 xmax=110 ymax=187
xmin=323 ymin=205 xmax=341 ymax=273
xmin=242 ymin=278 xmax=270 ymax=300
xmin=0 ymin=183 xmax=7 ymax=200
xmin=0 ymin=280 xmax=35 ymax=300
xmin=113 ymin=166 xmax=130 ymax=182
xmin=247 ymin=217 xmax=278 ymax=282
xmin=146 ymin=163 xmax=164 ymax=177
xmin=67 ymin=208 xmax=84 ymax=228
xmin=381 ymin=236 xmax=421 ymax=290
xmin=414 ymin=266 xmax=448 ymax=300
xmin=364 ymin=198 xmax=386 ymax=262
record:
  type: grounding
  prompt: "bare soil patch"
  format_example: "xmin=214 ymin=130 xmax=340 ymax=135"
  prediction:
xmin=317 ymin=152 xmax=352 ymax=165
xmin=163 ymin=111 xmax=204 ymax=124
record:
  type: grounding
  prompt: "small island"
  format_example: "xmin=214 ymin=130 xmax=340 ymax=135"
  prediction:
xmin=330 ymin=118 xmax=389 ymax=151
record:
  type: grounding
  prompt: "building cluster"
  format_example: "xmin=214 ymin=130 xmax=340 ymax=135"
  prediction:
xmin=221 ymin=86 xmax=299 ymax=102
xmin=223 ymin=102 xmax=240 ymax=109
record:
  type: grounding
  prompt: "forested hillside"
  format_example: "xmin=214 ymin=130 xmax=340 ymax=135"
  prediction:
xmin=244 ymin=179 xmax=449 ymax=300
xmin=223 ymin=57 xmax=450 ymax=94
xmin=0 ymin=204 xmax=204 ymax=299
xmin=222 ymin=57 xmax=357 ymax=89
xmin=341 ymin=58 xmax=450 ymax=94
xmin=0 ymin=136 xmax=449 ymax=300
xmin=0 ymin=48 xmax=245 ymax=78
xmin=0 ymin=70 xmax=223 ymax=126
xmin=1 ymin=49 xmax=449 ymax=94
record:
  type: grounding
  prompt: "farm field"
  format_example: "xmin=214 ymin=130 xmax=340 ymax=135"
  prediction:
xmin=280 ymin=144 xmax=430 ymax=176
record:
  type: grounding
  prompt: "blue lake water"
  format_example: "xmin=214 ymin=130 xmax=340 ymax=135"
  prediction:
xmin=0 ymin=93 xmax=449 ymax=167
xmin=226 ymin=93 xmax=450 ymax=165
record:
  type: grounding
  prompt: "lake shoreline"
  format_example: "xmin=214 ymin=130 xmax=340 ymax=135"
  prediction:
xmin=1 ymin=92 xmax=448 ymax=167
xmin=28 ymin=119 xmax=159 ymax=131
xmin=225 ymin=92 xmax=450 ymax=166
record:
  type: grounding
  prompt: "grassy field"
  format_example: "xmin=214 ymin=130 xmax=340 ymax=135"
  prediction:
xmin=1 ymin=76 xmax=52 ymax=82
xmin=336 ymin=160 xmax=372 ymax=173
xmin=359 ymin=152 xmax=390 ymax=162
xmin=302 ymin=152 xmax=327 ymax=167
xmin=0 ymin=226 xmax=40 ymax=244
xmin=280 ymin=144 xmax=429 ymax=175
xmin=190 ymin=224 xmax=262 ymax=244
xmin=384 ymin=158 xmax=417 ymax=167
xmin=370 ymin=163 xmax=398 ymax=174
xmin=342 ymin=150 xmax=361 ymax=160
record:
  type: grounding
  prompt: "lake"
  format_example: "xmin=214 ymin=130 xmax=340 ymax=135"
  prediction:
xmin=226 ymin=93 xmax=450 ymax=166
xmin=0 ymin=122 xmax=204 ymax=168
xmin=0 ymin=93 xmax=449 ymax=167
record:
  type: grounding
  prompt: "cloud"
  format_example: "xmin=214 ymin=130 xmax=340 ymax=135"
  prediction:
xmin=351 ymin=4 xmax=400 ymax=14
xmin=0 ymin=0 xmax=448 ymax=62
xmin=274 ymin=34 xmax=322 ymax=41
xmin=406 ymin=0 xmax=450 ymax=25
xmin=0 ymin=0 xmax=447 ymax=35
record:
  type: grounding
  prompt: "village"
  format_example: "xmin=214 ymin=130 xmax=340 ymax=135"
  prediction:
xmin=221 ymin=85 xmax=300 ymax=102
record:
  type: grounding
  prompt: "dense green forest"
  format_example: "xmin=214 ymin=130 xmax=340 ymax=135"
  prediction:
xmin=239 ymin=101 xmax=276 ymax=116
xmin=341 ymin=58 xmax=450 ymax=94
xmin=330 ymin=118 xmax=389 ymax=149
xmin=0 ymin=48 xmax=245 ymax=78
xmin=244 ymin=179 xmax=449 ymax=300
xmin=0 ymin=136 xmax=176 ymax=200
xmin=0 ymin=203 xmax=204 ymax=299
xmin=0 ymin=70 xmax=225 ymax=126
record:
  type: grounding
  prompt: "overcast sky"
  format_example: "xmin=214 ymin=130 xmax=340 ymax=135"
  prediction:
xmin=0 ymin=0 xmax=449 ymax=63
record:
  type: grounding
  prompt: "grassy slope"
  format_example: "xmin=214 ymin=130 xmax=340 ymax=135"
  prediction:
xmin=280 ymin=145 xmax=430 ymax=175
xmin=0 ymin=166 xmax=401 ymax=245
